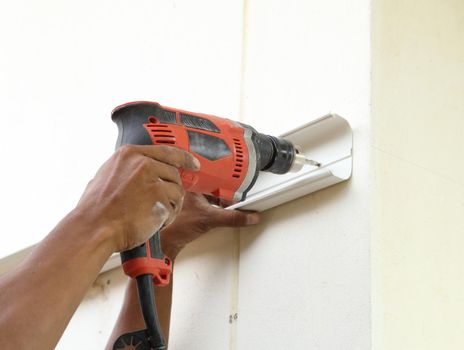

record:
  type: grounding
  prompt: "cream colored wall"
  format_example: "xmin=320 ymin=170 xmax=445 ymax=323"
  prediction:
xmin=372 ymin=1 xmax=464 ymax=349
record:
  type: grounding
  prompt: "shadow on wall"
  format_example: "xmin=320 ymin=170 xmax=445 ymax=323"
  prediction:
xmin=177 ymin=226 xmax=238 ymax=261
xmin=172 ymin=175 xmax=352 ymax=274
xmin=239 ymin=179 xmax=352 ymax=253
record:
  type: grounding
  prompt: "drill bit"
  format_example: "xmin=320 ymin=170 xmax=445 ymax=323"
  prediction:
xmin=289 ymin=150 xmax=321 ymax=172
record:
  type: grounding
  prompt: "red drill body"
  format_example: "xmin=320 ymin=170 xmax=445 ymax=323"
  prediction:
xmin=112 ymin=101 xmax=302 ymax=203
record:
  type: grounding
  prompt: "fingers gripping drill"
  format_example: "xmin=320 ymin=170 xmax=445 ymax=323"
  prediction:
xmin=111 ymin=102 xmax=320 ymax=350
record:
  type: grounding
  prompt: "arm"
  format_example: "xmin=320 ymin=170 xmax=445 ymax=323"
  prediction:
xmin=106 ymin=193 xmax=260 ymax=348
xmin=0 ymin=145 xmax=200 ymax=350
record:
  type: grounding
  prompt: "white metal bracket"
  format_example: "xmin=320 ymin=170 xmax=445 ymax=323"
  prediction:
xmin=227 ymin=113 xmax=353 ymax=212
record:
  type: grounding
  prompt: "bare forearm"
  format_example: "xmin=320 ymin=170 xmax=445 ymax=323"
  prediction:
xmin=0 ymin=145 xmax=198 ymax=349
xmin=0 ymin=209 xmax=114 ymax=350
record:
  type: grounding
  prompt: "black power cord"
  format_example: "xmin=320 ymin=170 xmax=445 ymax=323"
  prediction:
xmin=136 ymin=274 xmax=166 ymax=349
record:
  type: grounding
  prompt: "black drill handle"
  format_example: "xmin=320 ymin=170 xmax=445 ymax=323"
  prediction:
xmin=121 ymin=231 xmax=164 ymax=263
xmin=120 ymin=231 xmax=172 ymax=286
xmin=120 ymin=241 xmax=148 ymax=264
xmin=116 ymin=232 xmax=169 ymax=350
xmin=120 ymin=233 xmax=164 ymax=264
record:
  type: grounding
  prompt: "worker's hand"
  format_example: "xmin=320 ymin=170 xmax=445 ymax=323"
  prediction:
xmin=160 ymin=193 xmax=260 ymax=259
xmin=76 ymin=145 xmax=200 ymax=252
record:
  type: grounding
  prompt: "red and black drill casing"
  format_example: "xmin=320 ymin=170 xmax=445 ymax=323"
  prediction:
xmin=112 ymin=101 xmax=298 ymax=284
xmin=112 ymin=101 xmax=265 ymax=202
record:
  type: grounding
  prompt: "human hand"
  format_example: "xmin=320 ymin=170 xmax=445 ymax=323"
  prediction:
xmin=160 ymin=192 xmax=260 ymax=259
xmin=76 ymin=145 xmax=200 ymax=252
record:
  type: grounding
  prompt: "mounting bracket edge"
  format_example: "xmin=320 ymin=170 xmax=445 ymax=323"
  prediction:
xmin=227 ymin=113 xmax=353 ymax=212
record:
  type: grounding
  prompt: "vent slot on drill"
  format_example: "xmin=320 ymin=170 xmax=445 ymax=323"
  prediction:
xmin=146 ymin=125 xmax=177 ymax=145
xmin=232 ymin=138 xmax=245 ymax=179
xmin=180 ymin=113 xmax=220 ymax=133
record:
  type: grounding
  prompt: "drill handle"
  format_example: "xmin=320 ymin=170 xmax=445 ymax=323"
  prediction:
xmin=120 ymin=231 xmax=172 ymax=286
xmin=117 ymin=232 xmax=170 ymax=350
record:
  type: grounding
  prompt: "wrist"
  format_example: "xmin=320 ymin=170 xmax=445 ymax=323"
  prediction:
xmin=160 ymin=232 xmax=182 ymax=261
xmin=65 ymin=206 xmax=118 ymax=255
xmin=162 ymin=244 xmax=181 ymax=261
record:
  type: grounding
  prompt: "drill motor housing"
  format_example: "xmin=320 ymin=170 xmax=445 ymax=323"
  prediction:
xmin=112 ymin=101 xmax=299 ymax=202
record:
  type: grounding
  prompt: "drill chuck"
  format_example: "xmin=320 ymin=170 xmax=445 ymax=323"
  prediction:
xmin=252 ymin=133 xmax=297 ymax=174
xmin=243 ymin=123 xmax=317 ymax=176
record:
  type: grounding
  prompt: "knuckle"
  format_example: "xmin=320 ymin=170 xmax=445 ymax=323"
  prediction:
xmin=177 ymin=187 xmax=186 ymax=202
xmin=166 ymin=164 xmax=181 ymax=179
xmin=157 ymin=145 xmax=174 ymax=155
xmin=118 ymin=144 xmax=135 ymax=157
xmin=171 ymin=185 xmax=184 ymax=205
xmin=165 ymin=204 xmax=176 ymax=223
xmin=173 ymin=171 xmax=182 ymax=184
xmin=177 ymin=183 xmax=186 ymax=196
xmin=180 ymin=149 xmax=194 ymax=162
xmin=137 ymin=157 xmax=153 ymax=172
xmin=183 ymin=152 xmax=192 ymax=165
xmin=175 ymin=196 xmax=184 ymax=214
xmin=231 ymin=212 xmax=242 ymax=226
xmin=152 ymin=180 xmax=164 ymax=191
xmin=197 ymin=216 xmax=212 ymax=232
xmin=157 ymin=146 xmax=182 ymax=165
xmin=164 ymin=146 xmax=186 ymax=163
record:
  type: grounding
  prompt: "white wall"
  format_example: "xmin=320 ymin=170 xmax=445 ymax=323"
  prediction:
xmin=1 ymin=0 xmax=248 ymax=348
xmin=1 ymin=1 xmax=371 ymax=349
xmin=236 ymin=1 xmax=371 ymax=349
xmin=0 ymin=0 xmax=243 ymax=257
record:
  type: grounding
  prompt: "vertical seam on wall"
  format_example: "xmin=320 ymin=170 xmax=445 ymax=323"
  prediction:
xmin=228 ymin=228 xmax=240 ymax=350
xmin=368 ymin=0 xmax=375 ymax=348
xmin=370 ymin=0 xmax=384 ymax=347
xmin=238 ymin=0 xmax=249 ymax=124
xmin=228 ymin=0 xmax=249 ymax=349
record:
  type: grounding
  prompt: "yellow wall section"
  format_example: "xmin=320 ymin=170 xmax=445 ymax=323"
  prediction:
xmin=372 ymin=1 xmax=464 ymax=349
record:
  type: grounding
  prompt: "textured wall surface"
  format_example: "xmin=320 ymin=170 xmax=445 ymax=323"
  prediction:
xmin=371 ymin=1 xmax=464 ymax=350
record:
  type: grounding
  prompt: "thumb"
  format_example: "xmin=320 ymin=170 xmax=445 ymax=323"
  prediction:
xmin=210 ymin=208 xmax=260 ymax=228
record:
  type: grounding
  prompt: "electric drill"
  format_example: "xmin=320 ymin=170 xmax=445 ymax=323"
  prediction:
xmin=111 ymin=101 xmax=319 ymax=350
